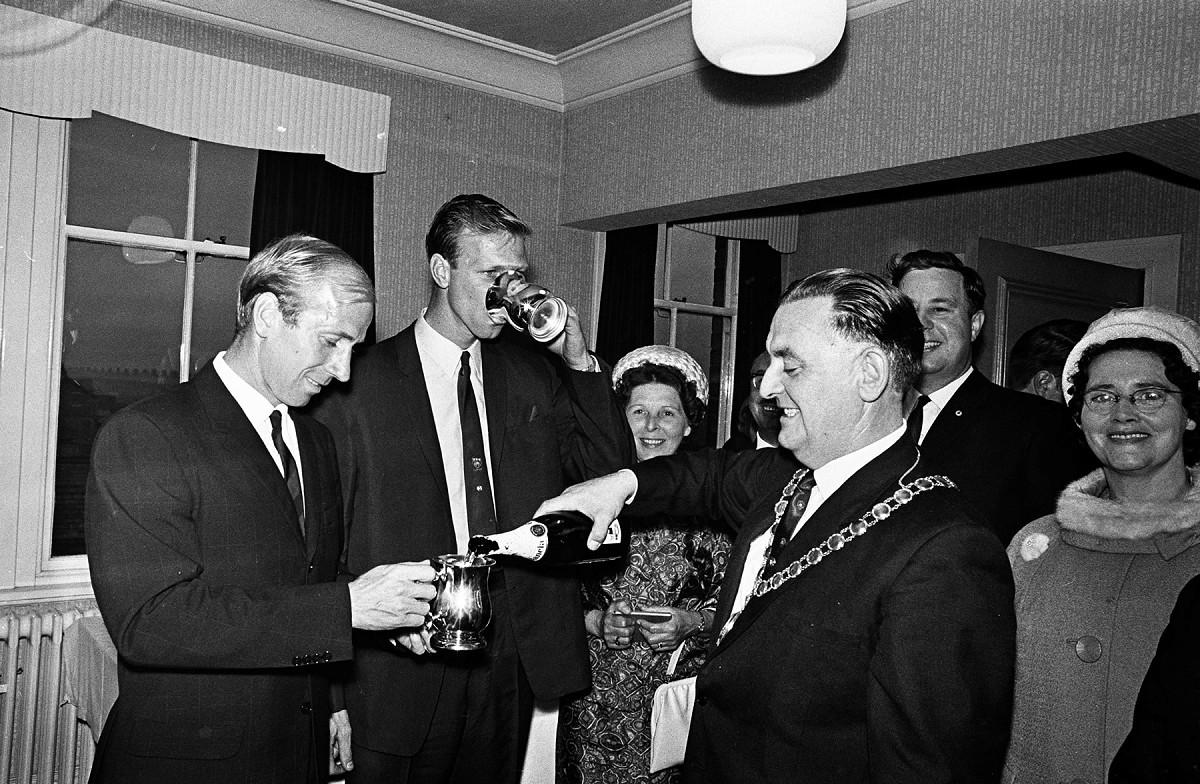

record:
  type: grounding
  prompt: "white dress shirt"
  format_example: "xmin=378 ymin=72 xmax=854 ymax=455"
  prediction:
xmin=918 ymin=366 xmax=973 ymax=444
xmin=212 ymin=352 xmax=305 ymax=499
xmin=414 ymin=313 xmax=497 ymax=553
xmin=719 ymin=422 xmax=908 ymax=642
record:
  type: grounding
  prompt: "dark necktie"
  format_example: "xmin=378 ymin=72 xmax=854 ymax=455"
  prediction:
xmin=459 ymin=351 xmax=497 ymax=535
xmin=906 ymin=394 xmax=931 ymax=444
xmin=768 ymin=471 xmax=817 ymax=568
xmin=269 ymin=409 xmax=305 ymax=533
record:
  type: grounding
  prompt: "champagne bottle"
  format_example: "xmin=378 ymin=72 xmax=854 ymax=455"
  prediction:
xmin=468 ymin=510 xmax=628 ymax=565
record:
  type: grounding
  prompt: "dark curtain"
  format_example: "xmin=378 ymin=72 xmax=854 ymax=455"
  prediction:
xmin=250 ymin=150 xmax=376 ymax=343
xmin=595 ymin=224 xmax=657 ymax=366
xmin=728 ymin=238 xmax=782 ymax=435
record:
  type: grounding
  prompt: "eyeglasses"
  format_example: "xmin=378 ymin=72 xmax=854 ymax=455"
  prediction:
xmin=750 ymin=373 xmax=765 ymax=389
xmin=1081 ymin=387 xmax=1183 ymax=415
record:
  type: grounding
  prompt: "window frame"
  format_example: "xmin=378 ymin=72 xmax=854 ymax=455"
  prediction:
xmin=0 ymin=113 xmax=252 ymax=598
xmin=653 ymin=224 xmax=740 ymax=446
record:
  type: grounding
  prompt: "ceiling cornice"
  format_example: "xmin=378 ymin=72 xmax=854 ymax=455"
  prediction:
xmin=122 ymin=0 xmax=912 ymax=112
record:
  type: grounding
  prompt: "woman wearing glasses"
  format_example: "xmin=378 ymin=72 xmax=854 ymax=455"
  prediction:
xmin=1003 ymin=306 xmax=1200 ymax=784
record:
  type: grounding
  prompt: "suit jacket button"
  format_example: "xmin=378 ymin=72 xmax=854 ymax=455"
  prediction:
xmin=292 ymin=656 xmax=301 ymax=666
xmin=300 ymin=701 xmax=313 ymax=714
xmin=1075 ymin=636 xmax=1103 ymax=663
xmin=697 ymin=695 xmax=708 ymax=707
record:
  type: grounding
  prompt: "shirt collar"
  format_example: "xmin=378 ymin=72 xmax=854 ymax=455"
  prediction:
xmin=213 ymin=351 xmax=283 ymax=425
xmin=928 ymin=365 xmax=973 ymax=410
xmin=415 ymin=310 xmax=482 ymax=380
xmin=811 ymin=423 xmax=907 ymax=503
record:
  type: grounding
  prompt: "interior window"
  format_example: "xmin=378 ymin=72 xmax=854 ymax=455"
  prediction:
xmin=53 ymin=114 xmax=256 ymax=555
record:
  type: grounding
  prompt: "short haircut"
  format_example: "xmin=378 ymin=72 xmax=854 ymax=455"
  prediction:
xmin=236 ymin=234 xmax=374 ymax=334
xmin=1007 ymin=318 xmax=1089 ymax=390
xmin=614 ymin=362 xmax=707 ymax=427
xmin=1066 ymin=336 xmax=1200 ymax=465
xmin=425 ymin=194 xmax=532 ymax=266
xmin=779 ymin=268 xmax=924 ymax=392
xmin=886 ymin=249 xmax=987 ymax=315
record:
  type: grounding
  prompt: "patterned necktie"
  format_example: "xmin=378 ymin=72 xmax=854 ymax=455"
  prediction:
xmin=768 ymin=471 xmax=817 ymax=568
xmin=269 ymin=409 xmax=305 ymax=534
xmin=906 ymin=394 xmax=932 ymax=444
xmin=459 ymin=351 xmax=497 ymax=535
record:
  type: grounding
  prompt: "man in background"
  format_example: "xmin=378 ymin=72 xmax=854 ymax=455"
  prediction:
xmin=537 ymin=268 xmax=1016 ymax=782
xmin=888 ymin=249 xmax=1094 ymax=544
xmin=86 ymin=234 xmax=436 ymax=784
xmin=1007 ymin=318 xmax=1089 ymax=404
xmin=314 ymin=195 xmax=631 ymax=784
xmin=723 ymin=350 xmax=781 ymax=450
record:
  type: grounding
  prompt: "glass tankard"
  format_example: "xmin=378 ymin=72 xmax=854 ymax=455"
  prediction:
xmin=428 ymin=554 xmax=495 ymax=651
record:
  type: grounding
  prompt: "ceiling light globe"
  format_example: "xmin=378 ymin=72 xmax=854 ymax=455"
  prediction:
xmin=692 ymin=0 xmax=848 ymax=76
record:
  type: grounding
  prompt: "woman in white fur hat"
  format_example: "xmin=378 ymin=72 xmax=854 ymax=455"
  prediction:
xmin=1005 ymin=306 xmax=1200 ymax=784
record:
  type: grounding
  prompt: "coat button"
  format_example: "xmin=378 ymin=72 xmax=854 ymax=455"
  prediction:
xmin=300 ymin=701 xmax=312 ymax=714
xmin=1075 ymin=636 xmax=1103 ymax=663
xmin=697 ymin=695 xmax=708 ymax=707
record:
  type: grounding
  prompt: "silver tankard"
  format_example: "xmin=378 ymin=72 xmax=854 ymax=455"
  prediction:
xmin=428 ymin=554 xmax=495 ymax=651
xmin=485 ymin=270 xmax=568 ymax=343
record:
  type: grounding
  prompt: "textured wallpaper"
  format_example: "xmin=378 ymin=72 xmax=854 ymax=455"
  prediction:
xmin=781 ymin=166 xmax=1200 ymax=319
xmin=561 ymin=0 xmax=1200 ymax=229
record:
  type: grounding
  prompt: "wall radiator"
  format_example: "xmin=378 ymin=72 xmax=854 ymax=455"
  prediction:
xmin=0 ymin=609 xmax=95 ymax=784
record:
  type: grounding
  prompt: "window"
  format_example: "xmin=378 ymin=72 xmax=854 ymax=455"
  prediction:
xmin=654 ymin=225 xmax=739 ymax=447
xmin=53 ymin=114 xmax=256 ymax=555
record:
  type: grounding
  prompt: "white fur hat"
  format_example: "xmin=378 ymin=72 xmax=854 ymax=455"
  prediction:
xmin=612 ymin=345 xmax=709 ymax=406
xmin=1062 ymin=305 xmax=1200 ymax=404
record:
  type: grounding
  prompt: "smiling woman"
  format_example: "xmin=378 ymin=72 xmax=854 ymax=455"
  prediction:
xmin=560 ymin=344 xmax=730 ymax=784
xmin=1005 ymin=306 xmax=1200 ymax=784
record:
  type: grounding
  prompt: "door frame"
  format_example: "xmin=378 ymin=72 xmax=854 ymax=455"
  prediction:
xmin=1038 ymin=234 xmax=1181 ymax=311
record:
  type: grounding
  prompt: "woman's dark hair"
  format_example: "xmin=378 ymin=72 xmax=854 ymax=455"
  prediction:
xmin=1067 ymin=336 xmax=1200 ymax=465
xmin=614 ymin=362 xmax=707 ymax=427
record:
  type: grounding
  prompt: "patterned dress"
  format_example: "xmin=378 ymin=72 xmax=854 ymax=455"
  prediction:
xmin=559 ymin=515 xmax=731 ymax=784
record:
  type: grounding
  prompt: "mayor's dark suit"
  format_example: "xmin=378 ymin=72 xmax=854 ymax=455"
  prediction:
xmin=920 ymin=370 xmax=1095 ymax=545
xmin=630 ymin=437 xmax=1016 ymax=783
xmin=85 ymin=364 xmax=354 ymax=784
xmin=313 ymin=325 xmax=630 ymax=759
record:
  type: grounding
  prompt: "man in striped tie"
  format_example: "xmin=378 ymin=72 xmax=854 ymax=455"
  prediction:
xmin=537 ymin=268 xmax=1017 ymax=783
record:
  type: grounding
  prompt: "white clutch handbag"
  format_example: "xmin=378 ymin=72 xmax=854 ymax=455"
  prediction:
xmin=649 ymin=643 xmax=695 ymax=773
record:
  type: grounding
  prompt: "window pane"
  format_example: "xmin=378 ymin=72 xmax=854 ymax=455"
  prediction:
xmin=666 ymin=226 xmax=718 ymax=306
xmin=195 ymin=141 xmax=258 ymax=247
xmin=190 ymin=256 xmax=248 ymax=376
xmin=653 ymin=308 xmax=727 ymax=447
xmin=66 ymin=113 xmax=189 ymax=238
xmin=54 ymin=238 xmax=186 ymax=555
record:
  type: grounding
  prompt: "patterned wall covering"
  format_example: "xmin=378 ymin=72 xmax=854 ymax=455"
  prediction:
xmin=560 ymin=0 xmax=1200 ymax=229
xmin=3 ymin=0 xmax=594 ymax=338
xmin=780 ymin=167 xmax=1200 ymax=319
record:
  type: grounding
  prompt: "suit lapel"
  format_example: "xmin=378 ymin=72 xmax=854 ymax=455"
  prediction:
xmin=922 ymin=370 xmax=989 ymax=452
xmin=193 ymin=365 xmax=306 ymax=551
xmin=295 ymin=417 xmax=321 ymax=559
xmin=393 ymin=327 xmax=452 ymax=503
xmin=712 ymin=438 xmax=920 ymax=654
xmin=480 ymin=341 xmax=508 ymax=471
xmin=709 ymin=491 xmax=786 ymax=647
